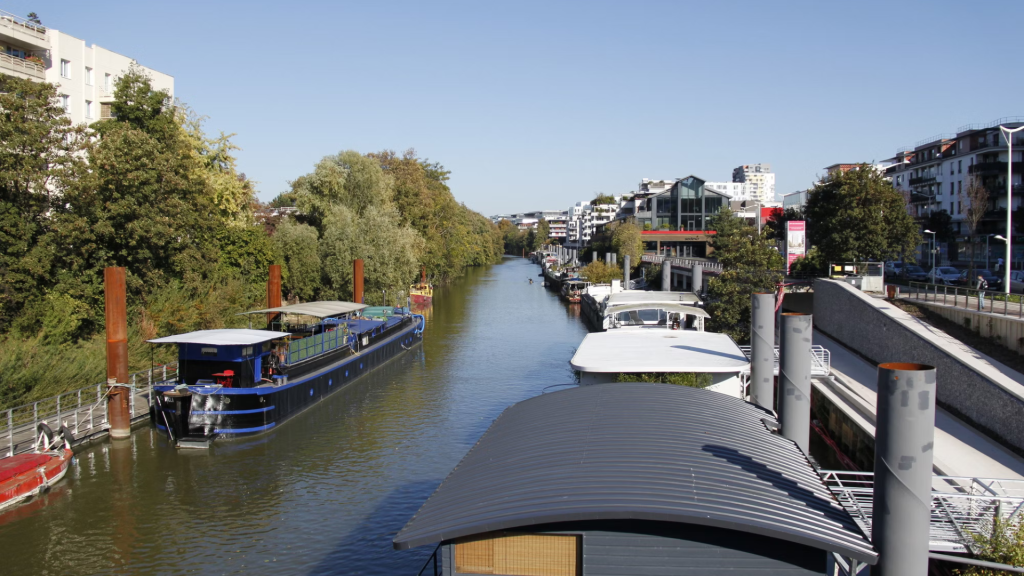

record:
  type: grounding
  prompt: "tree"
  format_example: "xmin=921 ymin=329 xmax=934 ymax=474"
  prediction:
xmin=26 ymin=12 xmax=41 ymax=25
xmin=579 ymin=261 xmax=622 ymax=284
xmin=592 ymin=193 xmax=616 ymax=206
xmin=705 ymin=209 xmax=785 ymax=343
xmin=271 ymin=219 xmax=321 ymax=301
xmin=962 ymin=175 xmax=989 ymax=277
xmin=178 ymin=104 xmax=257 ymax=224
xmin=803 ymin=165 xmax=920 ymax=263
xmin=764 ymin=207 xmax=803 ymax=243
xmin=612 ymin=220 xmax=643 ymax=265
xmin=533 ymin=218 xmax=550 ymax=251
xmin=924 ymin=209 xmax=955 ymax=243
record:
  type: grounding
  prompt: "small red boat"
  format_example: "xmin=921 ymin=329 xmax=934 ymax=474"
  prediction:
xmin=410 ymin=266 xmax=433 ymax=305
xmin=0 ymin=424 xmax=73 ymax=513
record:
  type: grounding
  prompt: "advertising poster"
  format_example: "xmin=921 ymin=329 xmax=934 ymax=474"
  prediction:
xmin=785 ymin=220 xmax=806 ymax=273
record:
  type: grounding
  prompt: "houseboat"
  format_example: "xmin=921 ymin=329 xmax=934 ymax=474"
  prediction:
xmin=560 ymin=279 xmax=589 ymax=303
xmin=581 ymin=286 xmax=702 ymax=331
xmin=606 ymin=302 xmax=708 ymax=331
xmin=409 ymin=267 xmax=433 ymax=305
xmin=150 ymin=301 xmax=424 ymax=445
xmin=0 ymin=424 xmax=73 ymax=512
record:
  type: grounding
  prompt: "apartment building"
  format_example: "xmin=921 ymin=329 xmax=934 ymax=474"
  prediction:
xmin=0 ymin=9 xmax=173 ymax=126
xmin=704 ymin=181 xmax=746 ymax=200
xmin=732 ymin=164 xmax=776 ymax=203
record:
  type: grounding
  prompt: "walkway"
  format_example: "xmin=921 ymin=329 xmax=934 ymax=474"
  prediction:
xmin=813 ymin=331 xmax=1024 ymax=480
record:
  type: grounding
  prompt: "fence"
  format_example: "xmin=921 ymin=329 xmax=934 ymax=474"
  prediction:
xmin=906 ymin=281 xmax=1024 ymax=318
xmin=2 ymin=362 xmax=179 ymax=457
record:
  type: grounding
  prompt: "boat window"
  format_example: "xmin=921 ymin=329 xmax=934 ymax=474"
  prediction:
xmin=201 ymin=347 xmax=217 ymax=356
xmin=637 ymin=309 xmax=662 ymax=323
xmin=242 ymin=346 xmax=253 ymax=357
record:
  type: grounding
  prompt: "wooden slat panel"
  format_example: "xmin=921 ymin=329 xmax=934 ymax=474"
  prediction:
xmin=455 ymin=538 xmax=494 ymax=574
xmin=456 ymin=534 xmax=578 ymax=576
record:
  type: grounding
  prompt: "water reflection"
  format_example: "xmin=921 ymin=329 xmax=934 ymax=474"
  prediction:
xmin=0 ymin=257 xmax=588 ymax=575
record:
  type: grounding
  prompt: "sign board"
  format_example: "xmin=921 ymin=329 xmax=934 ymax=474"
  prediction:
xmin=785 ymin=221 xmax=806 ymax=273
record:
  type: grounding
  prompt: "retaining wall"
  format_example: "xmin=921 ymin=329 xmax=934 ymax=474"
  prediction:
xmin=907 ymin=299 xmax=1024 ymax=355
xmin=814 ymin=279 xmax=1024 ymax=454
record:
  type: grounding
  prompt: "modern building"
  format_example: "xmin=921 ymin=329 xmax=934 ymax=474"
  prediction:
xmin=394 ymin=383 xmax=876 ymax=575
xmin=633 ymin=175 xmax=727 ymax=257
xmin=0 ymin=9 xmax=173 ymax=126
xmin=733 ymin=163 xmax=776 ymax=203
xmin=704 ymin=181 xmax=746 ymax=200
xmin=783 ymin=190 xmax=809 ymax=211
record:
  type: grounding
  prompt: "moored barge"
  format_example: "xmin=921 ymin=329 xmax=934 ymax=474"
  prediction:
xmin=150 ymin=301 xmax=424 ymax=444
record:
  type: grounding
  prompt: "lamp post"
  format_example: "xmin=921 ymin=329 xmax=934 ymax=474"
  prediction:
xmin=999 ymin=124 xmax=1024 ymax=295
xmin=923 ymin=229 xmax=936 ymax=272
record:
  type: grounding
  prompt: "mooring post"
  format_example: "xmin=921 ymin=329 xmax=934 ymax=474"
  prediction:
xmin=750 ymin=293 xmax=776 ymax=410
xmin=623 ymin=255 xmax=631 ymax=287
xmin=778 ymin=312 xmax=812 ymax=453
xmin=353 ymin=259 xmax=364 ymax=304
xmin=267 ymin=264 xmax=282 ymax=329
xmin=592 ymin=251 xmax=598 ymax=263
xmin=661 ymin=261 xmax=671 ymax=291
xmin=872 ymin=362 xmax=936 ymax=576
xmin=691 ymin=263 xmax=702 ymax=295
xmin=105 ymin=267 xmax=130 ymax=439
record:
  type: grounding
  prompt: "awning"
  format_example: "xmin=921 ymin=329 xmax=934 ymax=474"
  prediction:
xmin=240 ymin=301 xmax=367 ymax=317
xmin=148 ymin=329 xmax=291 ymax=346
xmin=606 ymin=303 xmax=710 ymax=318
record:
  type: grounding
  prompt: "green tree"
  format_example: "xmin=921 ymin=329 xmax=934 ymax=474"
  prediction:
xmin=803 ymin=166 xmax=920 ymax=263
xmin=924 ymin=209 xmax=955 ymax=243
xmin=705 ymin=209 xmax=785 ymax=343
xmin=580 ymin=260 xmax=623 ymax=284
xmin=612 ymin=221 xmax=644 ymax=265
xmin=272 ymin=219 xmax=321 ymax=301
xmin=178 ymin=104 xmax=257 ymax=223
xmin=592 ymin=193 xmax=616 ymax=205
xmin=533 ymin=218 xmax=550 ymax=251
xmin=764 ymin=207 xmax=803 ymax=243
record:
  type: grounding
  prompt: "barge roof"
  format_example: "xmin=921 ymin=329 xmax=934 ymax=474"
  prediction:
xmin=605 ymin=290 xmax=700 ymax=306
xmin=570 ymin=330 xmax=748 ymax=373
xmin=605 ymin=302 xmax=710 ymax=317
xmin=242 ymin=301 xmax=367 ymax=317
xmin=393 ymin=383 xmax=877 ymax=564
xmin=148 ymin=329 xmax=291 ymax=346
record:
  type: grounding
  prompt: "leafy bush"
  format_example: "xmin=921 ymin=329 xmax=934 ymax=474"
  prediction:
xmin=615 ymin=372 xmax=712 ymax=388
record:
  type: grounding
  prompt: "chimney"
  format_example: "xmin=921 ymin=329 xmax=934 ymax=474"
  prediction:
xmin=353 ymin=259 xmax=364 ymax=304
xmin=872 ymin=363 xmax=936 ymax=576
xmin=778 ymin=313 xmax=812 ymax=453
xmin=750 ymin=293 xmax=776 ymax=411
xmin=104 ymin=267 xmax=130 ymax=439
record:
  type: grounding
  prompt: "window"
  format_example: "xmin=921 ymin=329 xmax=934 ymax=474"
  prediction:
xmin=85 ymin=67 xmax=93 ymax=85
xmin=60 ymin=59 xmax=70 ymax=78
xmin=950 ymin=182 xmax=954 ymax=195
xmin=958 ymin=160 xmax=962 ymax=174
xmin=201 ymin=347 xmax=218 ymax=356
xmin=60 ymin=94 xmax=69 ymax=112
xmin=455 ymin=534 xmax=580 ymax=576
xmin=950 ymin=163 xmax=954 ymax=175
xmin=84 ymin=100 xmax=93 ymax=118
xmin=104 ymin=73 xmax=111 ymax=92
xmin=951 ymin=202 xmax=954 ymax=213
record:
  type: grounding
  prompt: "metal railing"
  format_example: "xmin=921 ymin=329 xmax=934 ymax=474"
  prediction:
xmin=0 ymin=9 xmax=48 ymax=37
xmin=820 ymin=470 xmax=1024 ymax=554
xmin=640 ymin=253 xmax=725 ymax=273
xmin=958 ymin=117 xmax=1024 ymax=133
xmin=0 ymin=51 xmax=45 ymax=79
xmin=2 ymin=362 xmax=179 ymax=457
xmin=905 ymin=281 xmax=1024 ymax=318
xmin=739 ymin=345 xmax=831 ymax=377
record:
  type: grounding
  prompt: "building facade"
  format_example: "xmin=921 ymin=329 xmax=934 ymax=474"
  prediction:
xmin=732 ymin=163 xmax=776 ymax=203
xmin=0 ymin=10 xmax=173 ymax=126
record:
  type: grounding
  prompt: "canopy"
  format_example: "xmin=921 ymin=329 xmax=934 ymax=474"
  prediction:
xmin=241 ymin=301 xmax=366 ymax=317
xmin=570 ymin=330 xmax=748 ymax=373
xmin=606 ymin=302 xmax=710 ymax=318
xmin=148 ymin=329 xmax=291 ymax=346
xmin=606 ymin=291 xmax=700 ymax=306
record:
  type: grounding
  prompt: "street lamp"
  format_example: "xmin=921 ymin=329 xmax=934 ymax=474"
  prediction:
xmin=923 ymin=229 xmax=936 ymax=271
xmin=999 ymin=124 xmax=1024 ymax=294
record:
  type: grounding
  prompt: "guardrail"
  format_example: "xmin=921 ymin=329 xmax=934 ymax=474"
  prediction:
xmin=2 ymin=362 xmax=179 ymax=457
xmin=640 ymin=254 xmax=725 ymax=273
xmin=905 ymin=281 xmax=1024 ymax=318
xmin=739 ymin=345 xmax=831 ymax=377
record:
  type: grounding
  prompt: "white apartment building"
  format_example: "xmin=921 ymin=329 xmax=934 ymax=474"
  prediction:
xmin=732 ymin=164 xmax=776 ymax=203
xmin=704 ymin=181 xmax=746 ymax=200
xmin=0 ymin=10 xmax=173 ymax=126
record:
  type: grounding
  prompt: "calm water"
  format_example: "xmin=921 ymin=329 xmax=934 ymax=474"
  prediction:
xmin=0 ymin=258 xmax=587 ymax=575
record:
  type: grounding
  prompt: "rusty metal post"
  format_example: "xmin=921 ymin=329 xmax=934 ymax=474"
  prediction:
xmin=353 ymin=259 xmax=364 ymax=304
xmin=421 ymin=266 xmax=427 ymax=286
xmin=105 ymin=267 xmax=130 ymax=439
xmin=267 ymin=264 xmax=282 ymax=328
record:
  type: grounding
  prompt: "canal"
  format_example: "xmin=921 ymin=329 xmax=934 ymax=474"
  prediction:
xmin=0 ymin=257 xmax=588 ymax=575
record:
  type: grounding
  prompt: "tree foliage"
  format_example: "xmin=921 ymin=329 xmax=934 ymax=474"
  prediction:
xmin=592 ymin=193 xmax=616 ymax=205
xmin=705 ymin=209 xmax=785 ymax=343
xmin=763 ymin=207 xmax=803 ymax=243
xmin=803 ymin=166 xmax=920 ymax=263
xmin=612 ymin=221 xmax=644 ymax=265
xmin=580 ymin=260 xmax=623 ymax=284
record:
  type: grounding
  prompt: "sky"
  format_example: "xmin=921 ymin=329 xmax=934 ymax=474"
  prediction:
xmin=10 ymin=0 xmax=1024 ymax=216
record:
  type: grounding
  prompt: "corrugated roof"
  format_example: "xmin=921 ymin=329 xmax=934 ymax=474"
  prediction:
xmin=393 ymin=384 xmax=877 ymax=564
xmin=241 ymin=301 xmax=366 ymax=317
xmin=147 ymin=329 xmax=291 ymax=345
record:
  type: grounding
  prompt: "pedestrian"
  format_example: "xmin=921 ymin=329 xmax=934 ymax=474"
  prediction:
xmin=998 ymin=257 xmax=1005 ymax=275
xmin=976 ymin=275 xmax=988 ymax=310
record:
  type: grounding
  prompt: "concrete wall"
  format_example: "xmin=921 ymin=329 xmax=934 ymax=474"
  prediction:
xmin=909 ymin=298 xmax=1024 ymax=355
xmin=814 ymin=279 xmax=1024 ymax=453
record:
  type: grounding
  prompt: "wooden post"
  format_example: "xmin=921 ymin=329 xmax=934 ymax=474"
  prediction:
xmin=105 ymin=267 xmax=130 ymax=439
xmin=267 ymin=264 xmax=282 ymax=327
xmin=353 ymin=259 xmax=364 ymax=304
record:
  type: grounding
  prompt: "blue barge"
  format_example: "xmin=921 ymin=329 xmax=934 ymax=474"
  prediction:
xmin=149 ymin=301 xmax=424 ymax=444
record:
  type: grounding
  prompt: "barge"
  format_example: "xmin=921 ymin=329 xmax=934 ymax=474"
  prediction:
xmin=150 ymin=301 xmax=424 ymax=445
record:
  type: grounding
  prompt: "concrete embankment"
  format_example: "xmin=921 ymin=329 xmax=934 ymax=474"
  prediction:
xmin=814 ymin=278 xmax=1024 ymax=455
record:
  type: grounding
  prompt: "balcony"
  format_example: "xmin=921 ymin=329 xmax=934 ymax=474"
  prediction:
xmin=0 ymin=51 xmax=44 ymax=80
xmin=909 ymin=192 xmax=934 ymax=204
xmin=969 ymin=161 xmax=1024 ymax=176
xmin=0 ymin=10 xmax=49 ymax=49
xmin=909 ymin=176 xmax=937 ymax=186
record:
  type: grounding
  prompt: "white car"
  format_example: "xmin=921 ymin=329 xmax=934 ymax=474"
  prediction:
xmin=927 ymin=266 xmax=961 ymax=285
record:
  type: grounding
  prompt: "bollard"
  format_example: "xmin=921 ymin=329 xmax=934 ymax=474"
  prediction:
xmin=750 ymin=293 xmax=776 ymax=411
xmin=691 ymin=264 xmax=702 ymax=295
xmin=605 ymin=252 xmax=611 ymax=265
xmin=872 ymin=363 xmax=936 ymax=576
xmin=778 ymin=313 xmax=812 ymax=453
xmin=661 ymin=262 xmax=672 ymax=291
xmin=593 ymin=251 xmax=598 ymax=263
xmin=353 ymin=259 xmax=364 ymax=304
xmin=267 ymin=264 xmax=282 ymax=328
xmin=611 ymin=253 xmax=617 ymax=266
xmin=104 ymin=267 xmax=130 ymax=439
xmin=623 ymin=255 xmax=631 ymax=287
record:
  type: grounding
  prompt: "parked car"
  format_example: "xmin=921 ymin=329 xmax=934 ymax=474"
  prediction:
xmin=953 ymin=269 xmax=1002 ymax=289
xmin=926 ymin=266 xmax=961 ymax=285
xmin=884 ymin=261 xmax=904 ymax=277
xmin=1010 ymin=270 xmax=1024 ymax=294
xmin=899 ymin=265 xmax=928 ymax=281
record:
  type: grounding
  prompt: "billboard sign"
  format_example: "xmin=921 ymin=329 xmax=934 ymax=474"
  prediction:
xmin=785 ymin=220 xmax=806 ymax=273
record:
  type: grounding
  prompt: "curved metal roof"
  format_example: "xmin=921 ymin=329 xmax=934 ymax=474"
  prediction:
xmin=393 ymin=384 xmax=876 ymax=564
xmin=241 ymin=301 xmax=366 ymax=317
xmin=606 ymin=302 xmax=710 ymax=318
xmin=148 ymin=329 xmax=291 ymax=346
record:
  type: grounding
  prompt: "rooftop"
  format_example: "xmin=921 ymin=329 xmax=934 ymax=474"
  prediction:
xmin=148 ymin=329 xmax=290 ymax=346
xmin=605 ymin=290 xmax=700 ymax=307
xmin=570 ymin=330 xmax=748 ymax=373
xmin=241 ymin=301 xmax=366 ymax=318
xmin=393 ymin=384 xmax=876 ymax=564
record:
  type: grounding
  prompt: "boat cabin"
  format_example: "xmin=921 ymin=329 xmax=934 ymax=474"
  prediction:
xmin=606 ymin=302 xmax=708 ymax=330
xmin=148 ymin=329 xmax=291 ymax=388
xmin=393 ymin=384 xmax=876 ymax=575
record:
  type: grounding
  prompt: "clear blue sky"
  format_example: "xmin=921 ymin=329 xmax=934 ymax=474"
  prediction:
xmin=11 ymin=1 xmax=1024 ymax=216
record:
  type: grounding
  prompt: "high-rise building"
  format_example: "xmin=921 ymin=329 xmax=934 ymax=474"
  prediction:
xmin=0 ymin=10 xmax=173 ymax=126
xmin=732 ymin=164 xmax=776 ymax=203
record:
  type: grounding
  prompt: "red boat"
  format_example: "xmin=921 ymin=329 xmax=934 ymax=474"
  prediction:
xmin=0 ymin=424 xmax=73 ymax=513
xmin=410 ymin=266 xmax=433 ymax=305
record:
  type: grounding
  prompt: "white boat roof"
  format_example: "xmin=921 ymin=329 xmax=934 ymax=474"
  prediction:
xmin=605 ymin=291 xmax=700 ymax=306
xmin=606 ymin=302 xmax=710 ymax=318
xmin=241 ymin=301 xmax=366 ymax=317
xmin=571 ymin=331 xmax=749 ymax=373
xmin=148 ymin=329 xmax=291 ymax=346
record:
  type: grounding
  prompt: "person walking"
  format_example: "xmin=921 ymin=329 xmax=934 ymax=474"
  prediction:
xmin=997 ymin=257 xmax=1005 ymax=275
xmin=976 ymin=275 xmax=988 ymax=310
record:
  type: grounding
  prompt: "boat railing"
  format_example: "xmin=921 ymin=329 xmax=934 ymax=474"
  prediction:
xmin=2 ymin=362 xmax=180 ymax=457
xmin=287 ymin=328 xmax=349 ymax=364
xmin=738 ymin=345 xmax=830 ymax=377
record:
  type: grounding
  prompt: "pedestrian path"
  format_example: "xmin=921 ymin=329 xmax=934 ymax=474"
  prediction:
xmin=813 ymin=331 xmax=1024 ymax=480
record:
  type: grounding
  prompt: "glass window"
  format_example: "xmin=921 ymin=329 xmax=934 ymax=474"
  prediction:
xmin=958 ymin=160 xmax=962 ymax=174
xmin=104 ymin=73 xmax=111 ymax=92
xmin=60 ymin=94 xmax=69 ymax=112
xmin=85 ymin=67 xmax=93 ymax=85
xmin=84 ymin=100 xmax=92 ymax=118
xmin=60 ymin=59 xmax=70 ymax=78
